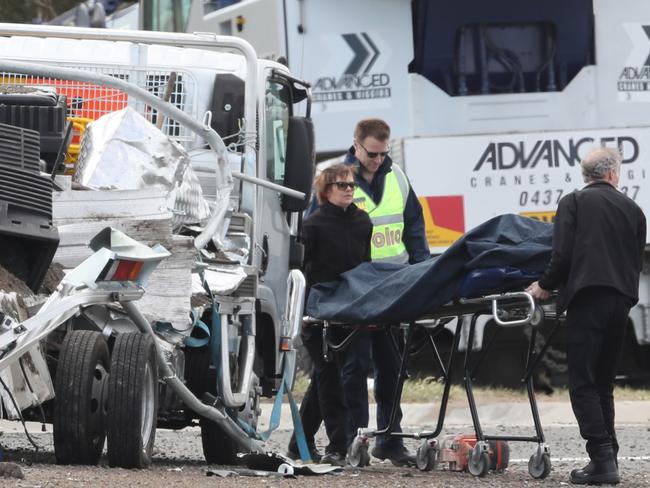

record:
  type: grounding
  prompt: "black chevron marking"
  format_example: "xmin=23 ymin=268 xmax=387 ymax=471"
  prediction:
xmin=343 ymin=33 xmax=369 ymax=76
xmin=361 ymin=33 xmax=380 ymax=74
xmin=644 ymin=25 xmax=650 ymax=66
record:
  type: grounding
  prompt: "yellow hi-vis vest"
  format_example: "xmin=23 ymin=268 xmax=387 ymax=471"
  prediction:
xmin=353 ymin=164 xmax=410 ymax=263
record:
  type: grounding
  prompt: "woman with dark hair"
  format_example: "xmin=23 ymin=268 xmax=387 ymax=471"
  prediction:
xmin=287 ymin=164 xmax=372 ymax=466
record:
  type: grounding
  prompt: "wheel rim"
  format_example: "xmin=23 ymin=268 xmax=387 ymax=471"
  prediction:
xmin=141 ymin=361 xmax=155 ymax=446
xmin=416 ymin=442 xmax=434 ymax=471
xmin=348 ymin=442 xmax=367 ymax=467
xmin=529 ymin=453 xmax=551 ymax=479
xmin=90 ymin=362 xmax=109 ymax=447
xmin=348 ymin=450 xmax=361 ymax=466
xmin=469 ymin=450 xmax=489 ymax=477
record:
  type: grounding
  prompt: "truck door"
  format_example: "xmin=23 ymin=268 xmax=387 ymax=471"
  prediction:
xmin=254 ymin=68 xmax=313 ymax=389
xmin=254 ymin=76 xmax=293 ymax=336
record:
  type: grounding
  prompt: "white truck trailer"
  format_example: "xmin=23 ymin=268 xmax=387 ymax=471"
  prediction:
xmin=136 ymin=0 xmax=650 ymax=386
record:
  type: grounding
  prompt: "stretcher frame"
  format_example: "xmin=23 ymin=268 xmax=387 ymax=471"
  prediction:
xmin=307 ymin=290 xmax=562 ymax=479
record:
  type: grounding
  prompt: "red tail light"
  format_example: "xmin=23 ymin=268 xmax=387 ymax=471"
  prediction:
xmin=101 ymin=259 xmax=144 ymax=282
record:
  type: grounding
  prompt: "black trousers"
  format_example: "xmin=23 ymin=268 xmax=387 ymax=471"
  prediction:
xmin=341 ymin=328 xmax=404 ymax=449
xmin=289 ymin=324 xmax=348 ymax=455
xmin=566 ymin=286 xmax=632 ymax=457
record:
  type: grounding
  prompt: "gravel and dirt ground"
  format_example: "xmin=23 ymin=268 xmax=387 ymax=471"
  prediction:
xmin=1 ymin=401 xmax=649 ymax=487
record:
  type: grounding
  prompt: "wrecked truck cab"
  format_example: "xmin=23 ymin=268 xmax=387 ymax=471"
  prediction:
xmin=0 ymin=24 xmax=312 ymax=467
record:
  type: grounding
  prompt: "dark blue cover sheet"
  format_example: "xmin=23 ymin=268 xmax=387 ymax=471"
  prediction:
xmin=305 ymin=214 xmax=552 ymax=323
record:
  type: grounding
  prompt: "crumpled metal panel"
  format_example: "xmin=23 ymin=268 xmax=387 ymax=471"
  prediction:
xmin=221 ymin=233 xmax=250 ymax=265
xmin=0 ymin=344 xmax=55 ymax=419
xmin=74 ymin=107 xmax=211 ymax=227
xmin=0 ymin=292 xmax=54 ymax=419
xmin=192 ymin=265 xmax=247 ymax=296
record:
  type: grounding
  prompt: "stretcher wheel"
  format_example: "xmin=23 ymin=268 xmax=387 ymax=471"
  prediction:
xmin=468 ymin=445 xmax=490 ymax=477
xmin=347 ymin=436 xmax=370 ymax=467
xmin=416 ymin=439 xmax=438 ymax=471
xmin=528 ymin=452 xmax=551 ymax=479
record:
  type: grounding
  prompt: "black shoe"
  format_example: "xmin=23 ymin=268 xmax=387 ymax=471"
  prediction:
xmin=570 ymin=444 xmax=619 ymax=485
xmin=370 ymin=444 xmax=416 ymax=467
xmin=570 ymin=460 xmax=594 ymax=479
xmin=321 ymin=451 xmax=347 ymax=467
xmin=286 ymin=444 xmax=322 ymax=463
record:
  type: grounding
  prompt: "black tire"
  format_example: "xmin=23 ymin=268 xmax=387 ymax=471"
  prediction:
xmin=191 ymin=338 xmax=262 ymax=466
xmin=53 ymin=330 xmax=109 ymax=465
xmin=184 ymin=346 xmax=213 ymax=404
xmin=201 ymin=374 xmax=261 ymax=466
xmin=200 ymin=376 xmax=262 ymax=466
xmin=106 ymin=333 xmax=158 ymax=468
xmin=185 ymin=346 xmax=239 ymax=465
xmin=200 ymin=417 xmax=239 ymax=465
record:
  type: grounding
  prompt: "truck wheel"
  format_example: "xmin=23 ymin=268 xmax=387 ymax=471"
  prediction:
xmin=201 ymin=374 xmax=261 ymax=465
xmin=53 ymin=330 xmax=109 ymax=465
xmin=200 ymin=417 xmax=239 ymax=465
xmin=184 ymin=345 xmax=237 ymax=465
xmin=184 ymin=346 xmax=212 ymax=400
xmin=106 ymin=333 xmax=158 ymax=468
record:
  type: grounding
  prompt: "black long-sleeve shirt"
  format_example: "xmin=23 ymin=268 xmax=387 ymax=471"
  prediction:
xmin=301 ymin=201 xmax=372 ymax=289
xmin=539 ymin=181 xmax=646 ymax=312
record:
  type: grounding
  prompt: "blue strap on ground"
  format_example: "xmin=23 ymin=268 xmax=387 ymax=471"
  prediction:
xmin=235 ymin=375 xmax=311 ymax=462
xmin=284 ymin=378 xmax=312 ymax=462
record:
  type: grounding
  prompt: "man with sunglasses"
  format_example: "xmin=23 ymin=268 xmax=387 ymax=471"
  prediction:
xmin=340 ymin=118 xmax=430 ymax=466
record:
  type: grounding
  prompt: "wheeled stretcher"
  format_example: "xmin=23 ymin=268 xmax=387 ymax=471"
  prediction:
xmin=306 ymin=288 xmax=563 ymax=479
xmin=302 ymin=214 xmax=562 ymax=479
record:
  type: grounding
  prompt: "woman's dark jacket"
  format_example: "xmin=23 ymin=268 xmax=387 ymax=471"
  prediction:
xmin=301 ymin=201 xmax=372 ymax=289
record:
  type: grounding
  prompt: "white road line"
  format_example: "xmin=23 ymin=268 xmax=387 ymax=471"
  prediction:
xmin=509 ymin=456 xmax=650 ymax=464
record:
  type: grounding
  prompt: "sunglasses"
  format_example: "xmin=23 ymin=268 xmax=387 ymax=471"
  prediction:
xmin=328 ymin=181 xmax=357 ymax=190
xmin=358 ymin=141 xmax=390 ymax=159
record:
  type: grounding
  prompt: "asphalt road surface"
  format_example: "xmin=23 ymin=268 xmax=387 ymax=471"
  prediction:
xmin=1 ymin=401 xmax=649 ymax=487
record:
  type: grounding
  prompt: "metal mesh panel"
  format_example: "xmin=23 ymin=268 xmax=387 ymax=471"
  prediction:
xmin=0 ymin=64 xmax=198 ymax=145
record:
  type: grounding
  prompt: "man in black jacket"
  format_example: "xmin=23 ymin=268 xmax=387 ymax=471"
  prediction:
xmin=527 ymin=147 xmax=646 ymax=485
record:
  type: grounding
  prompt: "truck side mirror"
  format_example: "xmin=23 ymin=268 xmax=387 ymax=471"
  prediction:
xmin=281 ymin=116 xmax=315 ymax=212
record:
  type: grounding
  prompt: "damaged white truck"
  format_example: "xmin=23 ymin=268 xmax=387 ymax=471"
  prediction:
xmin=0 ymin=24 xmax=314 ymax=467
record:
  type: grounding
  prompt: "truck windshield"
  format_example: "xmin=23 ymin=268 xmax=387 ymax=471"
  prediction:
xmin=265 ymin=80 xmax=290 ymax=184
xmin=141 ymin=0 xmax=192 ymax=32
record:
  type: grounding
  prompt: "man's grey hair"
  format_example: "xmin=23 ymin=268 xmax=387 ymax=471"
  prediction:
xmin=581 ymin=147 xmax=622 ymax=183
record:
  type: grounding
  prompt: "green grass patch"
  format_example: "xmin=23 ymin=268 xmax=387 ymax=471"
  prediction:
xmin=399 ymin=377 xmax=536 ymax=404
xmin=400 ymin=378 xmax=650 ymax=403
xmin=290 ymin=372 xmax=650 ymax=403
xmin=291 ymin=371 xmax=311 ymax=399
